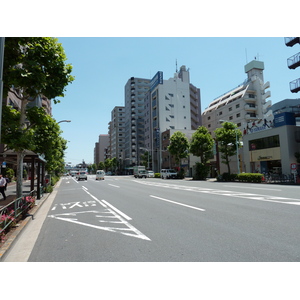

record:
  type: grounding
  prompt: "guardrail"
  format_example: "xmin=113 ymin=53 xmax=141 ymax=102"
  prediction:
xmin=0 ymin=190 xmax=36 ymax=239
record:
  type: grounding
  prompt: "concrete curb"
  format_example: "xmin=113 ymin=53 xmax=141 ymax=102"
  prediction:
xmin=0 ymin=191 xmax=52 ymax=262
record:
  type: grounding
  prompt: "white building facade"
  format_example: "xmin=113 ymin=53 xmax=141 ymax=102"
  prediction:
xmin=202 ymin=60 xmax=272 ymax=175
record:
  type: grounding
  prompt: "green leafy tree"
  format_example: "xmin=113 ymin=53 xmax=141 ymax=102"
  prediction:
xmin=190 ymin=126 xmax=214 ymax=180
xmin=140 ymin=151 xmax=151 ymax=169
xmin=214 ymin=121 xmax=242 ymax=175
xmin=98 ymin=161 xmax=105 ymax=170
xmin=104 ymin=158 xmax=112 ymax=172
xmin=168 ymin=131 xmax=189 ymax=169
xmin=2 ymin=37 xmax=74 ymax=197
xmin=2 ymin=105 xmax=67 ymax=178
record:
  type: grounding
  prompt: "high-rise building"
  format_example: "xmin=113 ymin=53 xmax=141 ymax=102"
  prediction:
xmin=109 ymin=106 xmax=125 ymax=163
xmin=124 ymin=77 xmax=151 ymax=169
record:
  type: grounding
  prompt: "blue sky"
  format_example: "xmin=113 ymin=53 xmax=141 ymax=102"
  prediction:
xmin=52 ymin=37 xmax=299 ymax=165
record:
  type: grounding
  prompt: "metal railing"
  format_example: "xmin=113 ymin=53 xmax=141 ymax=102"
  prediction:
xmin=0 ymin=190 xmax=36 ymax=236
xmin=264 ymin=174 xmax=295 ymax=184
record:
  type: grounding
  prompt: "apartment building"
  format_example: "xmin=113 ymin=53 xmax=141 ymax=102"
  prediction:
xmin=109 ymin=106 xmax=125 ymax=162
xmin=94 ymin=134 xmax=109 ymax=165
xmin=144 ymin=66 xmax=201 ymax=172
xmin=202 ymin=60 xmax=272 ymax=174
xmin=124 ymin=77 xmax=151 ymax=169
xmin=285 ymin=37 xmax=300 ymax=93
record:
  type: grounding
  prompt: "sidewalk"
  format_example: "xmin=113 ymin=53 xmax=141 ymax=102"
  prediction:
xmin=0 ymin=180 xmax=52 ymax=261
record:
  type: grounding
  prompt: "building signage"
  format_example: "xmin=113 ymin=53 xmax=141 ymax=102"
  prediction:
xmin=150 ymin=71 xmax=163 ymax=91
xmin=244 ymin=119 xmax=273 ymax=135
xmin=274 ymin=112 xmax=296 ymax=127
xmin=155 ymin=128 xmax=160 ymax=147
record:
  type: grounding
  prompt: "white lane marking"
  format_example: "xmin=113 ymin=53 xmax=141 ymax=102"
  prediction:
xmin=225 ymin=185 xmax=281 ymax=191
xmin=102 ymin=200 xmax=132 ymax=220
xmin=76 ymin=186 xmax=150 ymax=240
xmin=135 ymin=180 xmax=300 ymax=207
xmin=108 ymin=184 xmax=120 ymax=188
xmin=150 ymin=195 xmax=205 ymax=212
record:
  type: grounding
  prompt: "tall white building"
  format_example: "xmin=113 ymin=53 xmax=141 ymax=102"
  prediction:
xmin=144 ymin=65 xmax=201 ymax=172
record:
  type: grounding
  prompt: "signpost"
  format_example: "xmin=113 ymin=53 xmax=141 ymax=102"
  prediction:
xmin=291 ymin=163 xmax=297 ymax=183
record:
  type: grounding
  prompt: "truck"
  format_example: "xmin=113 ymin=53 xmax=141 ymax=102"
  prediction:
xmin=133 ymin=166 xmax=147 ymax=178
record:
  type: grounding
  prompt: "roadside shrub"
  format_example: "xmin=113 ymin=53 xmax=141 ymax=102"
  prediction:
xmin=155 ymin=173 xmax=161 ymax=178
xmin=193 ymin=162 xmax=210 ymax=180
xmin=177 ymin=168 xmax=185 ymax=179
xmin=51 ymin=175 xmax=60 ymax=186
xmin=44 ymin=185 xmax=53 ymax=193
xmin=237 ymin=173 xmax=263 ymax=183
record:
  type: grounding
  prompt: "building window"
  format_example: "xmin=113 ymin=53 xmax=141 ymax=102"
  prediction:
xmin=229 ymin=107 xmax=232 ymax=111
xmin=236 ymin=113 xmax=240 ymax=118
xmin=219 ymin=111 xmax=223 ymax=115
xmin=229 ymin=116 xmax=233 ymax=120
xmin=236 ymin=104 xmax=240 ymax=108
xmin=249 ymin=135 xmax=280 ymax=150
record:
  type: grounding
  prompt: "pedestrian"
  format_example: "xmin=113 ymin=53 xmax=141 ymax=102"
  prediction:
xmin=0 ymin=174 xmax=7 ymax=200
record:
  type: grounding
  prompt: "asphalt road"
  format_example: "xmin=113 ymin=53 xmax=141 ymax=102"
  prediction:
xmin=4 ymin=175 xmax=300 ymax=262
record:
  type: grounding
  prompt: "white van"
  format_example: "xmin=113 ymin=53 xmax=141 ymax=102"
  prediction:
xmin=161 ymin=169 xmax=177 ymax=179
xmin=96 ymin=170 xmax=105 ymax=180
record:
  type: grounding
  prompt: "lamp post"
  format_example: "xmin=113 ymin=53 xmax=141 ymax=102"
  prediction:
xmin=219 ymin=120 xmax=240 ymax=174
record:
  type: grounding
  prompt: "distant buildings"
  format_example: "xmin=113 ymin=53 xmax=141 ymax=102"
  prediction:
xmin=94 ymin=45 xmax=300 ymax=178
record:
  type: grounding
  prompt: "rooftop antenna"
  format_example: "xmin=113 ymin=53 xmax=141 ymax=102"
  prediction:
xmin=176 ymin=59 xmax=178 ymax=73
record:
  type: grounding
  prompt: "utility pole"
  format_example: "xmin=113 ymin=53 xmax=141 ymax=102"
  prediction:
xmin=0 ymin=37 xmax=5 ymax=143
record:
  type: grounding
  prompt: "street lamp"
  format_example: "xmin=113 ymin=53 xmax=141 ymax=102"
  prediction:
xmin=219 ymin=120 xmax=240 ymax=174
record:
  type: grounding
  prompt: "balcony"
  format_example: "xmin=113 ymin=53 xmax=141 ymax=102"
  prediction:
xmin=262 ymin=90 xmax=271 ymax=101
xmin=245 ymin=113 xmax=258 ymax=120
xmin=285 ymin=37 xmax=300 ymax=47
xmin=245 ymin=104 xmax=257 ymax=111
xmin=287 ymin=52 xmax=300 ymax=69
xmin=290 ymin=78 xmax=300 ymax=93
xmin=243 ymin=93 xmax=256 ymax=102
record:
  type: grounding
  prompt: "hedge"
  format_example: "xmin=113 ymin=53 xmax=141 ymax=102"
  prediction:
xmin=236 ymin=173 xmax=263 ymax=183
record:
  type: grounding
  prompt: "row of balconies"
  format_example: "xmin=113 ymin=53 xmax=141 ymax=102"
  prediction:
xmin=285 ymin=37 xmax=300 ymax=94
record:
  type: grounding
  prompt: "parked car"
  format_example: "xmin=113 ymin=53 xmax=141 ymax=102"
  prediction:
xmin=76 ymin=171 xmax=87 ymax=181
xmin=147 ymin=170 xmax=154 ymax=178
xmin=161 ymin=169 xmax=177 ymax=179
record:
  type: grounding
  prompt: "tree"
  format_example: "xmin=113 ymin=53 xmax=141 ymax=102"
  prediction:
xmin=190 ymin=126 xmax=214 ymax=180
xmin=190 ymin=126 xmax=214 ymax=163
xmin=98 ymin=162 xmax=105 ymax=170
xmin=2 ymin=105 xmax=67 ymax=177
xmin=214 ymin=121 xmax=242 ymax=175
xmin=168 ymin=131 xmax=189 ymax=169
xmin=2 ymin=37 xmax=74 ymax=197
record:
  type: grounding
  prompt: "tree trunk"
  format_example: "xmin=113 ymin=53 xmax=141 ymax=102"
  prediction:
xmin=16 ymin=99 xmax=28 ymax=198
xmin=16 ymin=150 xmax=25 ymax=198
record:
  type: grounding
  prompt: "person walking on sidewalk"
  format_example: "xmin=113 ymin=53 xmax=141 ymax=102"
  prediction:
xmin=0 ymin=174 xmax=7 ymax=200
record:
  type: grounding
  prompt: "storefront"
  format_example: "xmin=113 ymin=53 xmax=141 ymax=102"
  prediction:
xmin=243 ymin=112 xmax=300 ymax=175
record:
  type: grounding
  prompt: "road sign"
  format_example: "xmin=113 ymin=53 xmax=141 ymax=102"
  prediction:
xmin=291 ymin=163 xmax=297 ymax=170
